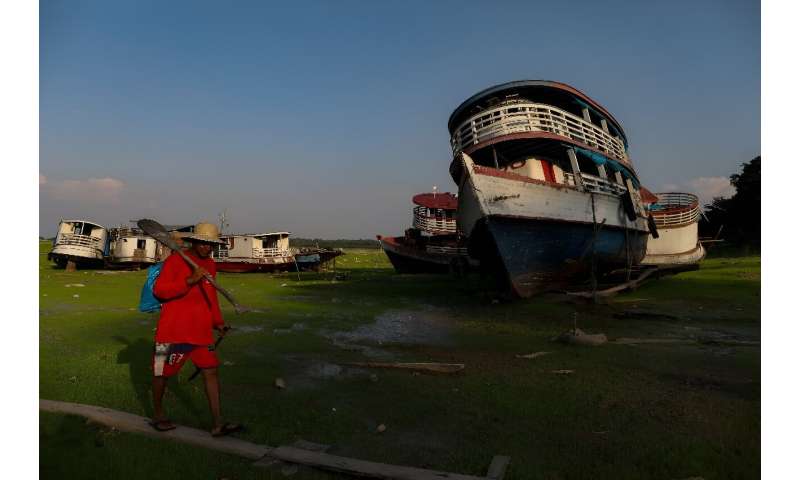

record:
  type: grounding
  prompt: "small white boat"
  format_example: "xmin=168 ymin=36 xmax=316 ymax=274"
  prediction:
xmin=106 ymin=226 xmax=162 ymax=269
xmin=212 ymin=232 xmax=296 ymax=272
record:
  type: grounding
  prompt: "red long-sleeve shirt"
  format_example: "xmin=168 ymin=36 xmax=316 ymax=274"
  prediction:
xmin=153 ymin=251 xmax=224 ymax=345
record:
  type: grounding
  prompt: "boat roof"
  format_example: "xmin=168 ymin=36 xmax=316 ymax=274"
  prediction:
xmin=447 ymin=80 xmax=627 ymax=144
xmin=163 ymin=224 xmax=195 ymax=232
xmin=221 ymin=232 xmax=291 ymax=238
xmin=639 ymin=187 xmax=659 ymax=204
xmin=412 ymin=192 xmax=458 ymax=210
xmin=60 ymin=219 xmax=105 ymax=229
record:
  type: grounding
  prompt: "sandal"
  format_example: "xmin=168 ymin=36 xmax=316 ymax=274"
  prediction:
xmin=211 ymin=423 xmax=243 ymax=437
xmin=150 ymin=419 xmax=177 ymax=432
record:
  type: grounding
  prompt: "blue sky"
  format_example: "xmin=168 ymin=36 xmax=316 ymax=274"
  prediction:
xmin=39 ymin=0 xmax=760 ymax=237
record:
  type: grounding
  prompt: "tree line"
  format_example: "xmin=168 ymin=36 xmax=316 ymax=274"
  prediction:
xmin=699 ymin=156 xmax=760 ymax=250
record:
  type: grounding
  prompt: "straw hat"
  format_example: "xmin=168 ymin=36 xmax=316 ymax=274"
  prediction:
xmin=181 ymin=222 xmax=226 ymax=245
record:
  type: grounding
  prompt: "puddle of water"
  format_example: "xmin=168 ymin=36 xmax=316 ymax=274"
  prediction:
xmin=237 ymin=325 xmax=264 ymax=333
xmin=333 ymin=307 xmax=456 ymax=347
xmin=279 ymin=356 xmax=371 ymax=390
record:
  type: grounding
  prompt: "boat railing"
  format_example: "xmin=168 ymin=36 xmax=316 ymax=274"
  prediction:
xmin=253 ymin=247 xmax=291 ymax=258
xmin=56 ymin=233 xmax=103 ymax=251
xmin=426 ymin=245 xmax=468 ymax=255
xmin=649 ymin=193 xmax=700 ymax=227
xmin=450 ymin=101 xmax=629 ymax=164
xmin=412 ymin=206 xmax=457 ymax=234
xmin=109 ymin=227 xmax=146 ymax=241
xmin=563 ymin=172 xmax=628 ymax=196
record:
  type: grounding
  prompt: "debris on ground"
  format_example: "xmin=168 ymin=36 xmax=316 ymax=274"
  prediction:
xmin=280 ymin=464 xmax=299 ymax=476
xmin=274 ymin=378 xmax=286 ymax=389
xmin=515 ymin=351 xmax=551 ymax=359
xmin=551 ymin=370 xmax=575 ymax=375
xmin=64 ymin=283 xmax=86 ymax=288
xmin=341 ymin=362 xmax=464 ymax=374
xmin=613 ymin=337 xmax=692 ymax=345
xmin=376 ymin=424 xmax=387 ymax=433
xmin=72 ymin=294 xmax=80 ymax=298
xmin=554 ymin=328 xmax=607 ymax=346
xmin=696 ymin=337 xmax=760 ymax=347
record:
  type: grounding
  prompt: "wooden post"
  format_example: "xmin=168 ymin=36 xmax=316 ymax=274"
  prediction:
xmin=65 ymin=260 xmax=77 ymax=272
xmin=492 ymin=147 xmax=499 ymax=169
xmin=597 ymin=164 xmax=608 ymax=179
xmin=566 ymin=148 xmax=584 ymax=190
xmin=581 ymin=107 xmax=591 ymax=123
xmin=615 ymin=171 xmax=624 ymax=185
xmin=600 ymin=118 xmax=609 ymax=134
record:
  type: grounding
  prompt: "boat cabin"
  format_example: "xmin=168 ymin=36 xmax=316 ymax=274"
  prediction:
xmin=411 ymin=192 xmax=458 ymax=235
xmin=448 ymin=80 xmax=640 ymax=200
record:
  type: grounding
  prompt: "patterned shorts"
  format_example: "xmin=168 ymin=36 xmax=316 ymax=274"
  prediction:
xmin=152 ymin=343 xmax=219 ymax=377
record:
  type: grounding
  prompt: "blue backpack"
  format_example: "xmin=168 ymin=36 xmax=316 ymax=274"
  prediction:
xmin=139 ymin=262 xmax=164 ymax=313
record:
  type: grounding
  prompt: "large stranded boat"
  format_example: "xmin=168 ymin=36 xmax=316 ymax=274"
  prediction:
xmin=448 ymin=80 xmax=654 ymax=297
xmin=48 ymin=219 xmax=108 ymax=270
xmin=377 ymin=192 xmax=472 ymax=274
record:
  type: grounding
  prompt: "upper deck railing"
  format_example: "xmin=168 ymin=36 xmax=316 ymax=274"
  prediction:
xmin=450 ymin=101 xmax=629 ymax=164
xmin=563 ymin=172 xmax=628 ymax=196
xmin=426 ymin=245 xmax=468 ymax=255
xmin=55 ymin=233 xmax=104 ymax=252
xmin=253 ymin=247 xmax=291 ymax=258
xmin=109 ymin=227 xmax=147 ymax=241
xmin=648 ymin=193 xmax=700 ymax=227
xmin=413 ymin=206 xmax=457 ymax=234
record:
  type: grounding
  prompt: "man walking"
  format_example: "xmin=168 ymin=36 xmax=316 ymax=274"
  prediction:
xmin=150 ymin=222 xmax=241 ymax=437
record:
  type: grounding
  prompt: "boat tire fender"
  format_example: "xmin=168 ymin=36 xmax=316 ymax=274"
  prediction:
xmin=647 ymin=214 xmax=659 ymax=238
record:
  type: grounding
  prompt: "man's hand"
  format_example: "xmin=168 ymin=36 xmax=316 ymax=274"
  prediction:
xmin=215 ymin=325 xmax=230 ymax=337
xmin=186 ymin=266 xmax=209 ymax=286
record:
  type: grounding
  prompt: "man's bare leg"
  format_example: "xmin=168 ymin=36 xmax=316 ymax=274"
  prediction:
xmin=201 ymin=368 xmax=223 ymax=431
xmin=151 ymin=376 xmax=175 ymax=429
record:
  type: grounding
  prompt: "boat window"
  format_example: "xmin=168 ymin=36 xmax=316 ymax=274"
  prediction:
xmin=137 ymin=239 xmax=146 ymax=249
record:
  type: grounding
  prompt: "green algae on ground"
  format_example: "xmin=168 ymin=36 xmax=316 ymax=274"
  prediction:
xmin=40 ymin=241 xmax=760 ymax=479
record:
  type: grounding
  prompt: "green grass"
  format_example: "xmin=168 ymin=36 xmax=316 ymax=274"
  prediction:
xmin=40 ymin=241 xmax=760 ymax=479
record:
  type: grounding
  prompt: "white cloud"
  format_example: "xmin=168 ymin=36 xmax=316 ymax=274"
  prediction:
xmin=659 ymin=176 xmax=735 ymax=206
xmin=43 ymin=176 xmax=126 ymax=204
